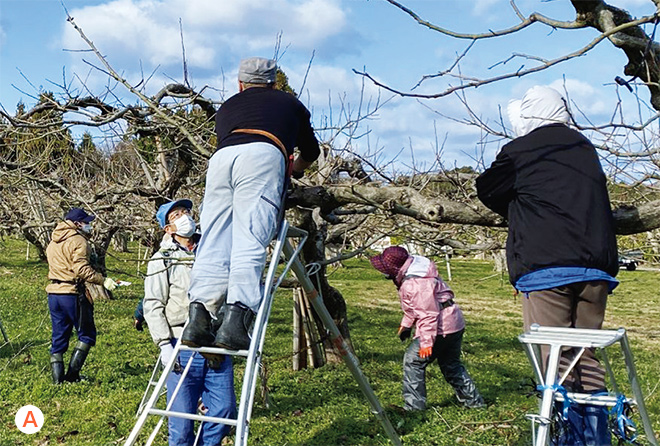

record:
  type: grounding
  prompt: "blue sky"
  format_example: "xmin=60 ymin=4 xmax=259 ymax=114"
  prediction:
xmin=0 ymin=0 xmax=657 ymax=170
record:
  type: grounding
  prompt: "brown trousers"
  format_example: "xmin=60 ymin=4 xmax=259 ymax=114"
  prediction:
xmin=521 ymin=281 xmax=608 ymax=392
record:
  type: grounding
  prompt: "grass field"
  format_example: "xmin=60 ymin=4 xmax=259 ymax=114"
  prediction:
xmin=1 ymin=236 xmax=658 ymax=445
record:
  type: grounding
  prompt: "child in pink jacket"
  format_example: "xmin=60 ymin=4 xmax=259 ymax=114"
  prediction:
xmin=371 ymin=246 xmax=485 ymax=410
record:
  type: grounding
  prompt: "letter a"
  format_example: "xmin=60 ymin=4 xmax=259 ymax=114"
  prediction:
xmin=23 ymin=410 xmax=38 ymax=428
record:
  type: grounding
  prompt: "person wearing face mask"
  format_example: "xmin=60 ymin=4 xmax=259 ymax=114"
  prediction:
xmin=143 ymin=199 xmax=236 ymax=445
xmin=46 ymin=207 xmax=115 ymax=384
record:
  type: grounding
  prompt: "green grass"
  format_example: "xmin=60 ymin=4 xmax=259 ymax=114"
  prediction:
xmin=1 ymin=236 xmax=659 ymax=445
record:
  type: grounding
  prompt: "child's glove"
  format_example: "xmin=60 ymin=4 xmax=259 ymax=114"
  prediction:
xmin=397 ymin=326 xmax=412 ymax=342
xmin=419 ymin=346 xmax=433 ymax=359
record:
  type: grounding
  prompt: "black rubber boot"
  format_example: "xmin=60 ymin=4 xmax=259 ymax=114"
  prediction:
xmin=213 ymin=303 xmax=255 ymax=351
xmin=181 ymin=302 xmax=215 ymax=347
xmin=65 ymin=341 xmax=91 ymax=382
xmin=50 ymin=353 xmax=65 ymax=384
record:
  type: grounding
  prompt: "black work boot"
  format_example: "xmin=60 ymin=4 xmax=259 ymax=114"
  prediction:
xmin=50 ymin=353 xmax=65 ymax=384
xmin=181 ymin=302 xmax=215 ymax=347
xmin=213 ymin=303 xmax=255 ymax=351
xmin=65 ymin=341 xmax=91 ymax=382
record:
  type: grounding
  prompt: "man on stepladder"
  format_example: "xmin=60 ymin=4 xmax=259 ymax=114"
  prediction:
xmin=143 ymin=199 xmax=236 ymax=445
xmin=476 ymin=86 xmax=619 ymax=446
xmin=182 ymin=57 xmax=320 ymax=351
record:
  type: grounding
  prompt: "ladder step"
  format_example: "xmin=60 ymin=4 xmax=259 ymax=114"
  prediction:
xmin=178 ymin=344 xmax=250 ymax=358
xmin=556 ymin=392 xmax=637 ymax=407
xmin=148 ymin=408 xmax=238 ymax=426
xmin=519 ymin=327 xmax=625 ymax=348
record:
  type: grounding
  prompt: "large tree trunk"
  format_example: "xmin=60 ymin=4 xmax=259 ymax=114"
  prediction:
xmin=295 ymin=209 xmax=354 ymax=364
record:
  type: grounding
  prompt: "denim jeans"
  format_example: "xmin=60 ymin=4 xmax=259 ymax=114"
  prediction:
xmin=166 ymin=346 xmax=236 ymax=446
xmin=188 ymin=142 xmax=285 ymax=314
xmin=48 ymin=293 xmax=96 ymax=354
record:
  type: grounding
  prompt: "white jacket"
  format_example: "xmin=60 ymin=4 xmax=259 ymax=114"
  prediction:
xmin=143 ymin=236 xmax=194 ymax=346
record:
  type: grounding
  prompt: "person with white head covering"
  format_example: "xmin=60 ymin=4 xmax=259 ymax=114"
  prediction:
xmin=476 ymin=86 xmax=618 ymax=446
xmin=507 ymin=85 xmax=571 ymax=137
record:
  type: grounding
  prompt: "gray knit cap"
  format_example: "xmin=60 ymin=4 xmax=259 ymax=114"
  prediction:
xmin=238 ymin=57 xmax=277 ymax=84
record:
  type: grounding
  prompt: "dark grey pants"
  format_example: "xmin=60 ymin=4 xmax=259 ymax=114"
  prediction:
xmin=402 ymin=330 xmax=484 ymax=410
xmin=521 ymin=281 xmax=608 ymax=392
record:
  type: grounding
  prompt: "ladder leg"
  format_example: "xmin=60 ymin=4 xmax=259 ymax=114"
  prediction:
xmin=125 ymin=342 xmax=185 ymax=446
xmin=136 ymin=356 xmax=164 ymax=417
xmin=282 ymin=240 xmax=402 ymax=446
xmin=535 ymin=345 xmax=561 ymax=446
xmin=235 ymin=221 xmax=292 ymax=446
xmin=620 ymin=332 xmax=659 ymax=446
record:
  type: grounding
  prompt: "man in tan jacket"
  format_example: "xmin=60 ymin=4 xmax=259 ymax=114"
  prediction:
xmin=46 ymin=207 xmax=115 ymax=383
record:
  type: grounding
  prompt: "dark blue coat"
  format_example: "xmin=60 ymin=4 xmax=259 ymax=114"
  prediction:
xmin=476 ymin=124 xmax=618 ymax=285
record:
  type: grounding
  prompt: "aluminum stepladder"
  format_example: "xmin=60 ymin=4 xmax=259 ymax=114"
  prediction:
xmin=125 ymin=220 xmax=401 ymax=446
xmin=519 ymin=324 xmax=658 ymax=446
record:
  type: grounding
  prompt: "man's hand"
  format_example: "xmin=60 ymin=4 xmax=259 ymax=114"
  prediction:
xmin=160 ymin=343 xmax=175 ymax=367
xmin=419 ymin=346 xmax=433 ymax=359
xmin=397 ymin=326 xmax=412 ymax=342
xmin=103 ymin=277 xmax=118 ymax=291
xmin=291 ymin=156 xmax=313 ymax=179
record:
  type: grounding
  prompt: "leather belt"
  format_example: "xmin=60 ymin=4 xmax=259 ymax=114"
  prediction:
xmin=231 ymin=128 xmax=293 ymax=177
xmin=231 ymin=128 xmax=288 ymax=160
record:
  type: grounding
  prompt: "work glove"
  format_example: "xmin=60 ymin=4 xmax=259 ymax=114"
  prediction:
xmin=159 ymin=343 xmax=175 ymax=367
xmin=419 ymin=346 xmax=433 ymax=359
xmin=397 ymin=326 xmax=412 ymax=342
xmin=103 ymin=277 xmax=118 ymax=291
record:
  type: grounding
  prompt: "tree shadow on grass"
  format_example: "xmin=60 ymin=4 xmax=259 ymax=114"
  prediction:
xmin=301 ymin=414 xmax=412 ymax=446
xmin=0 ymin=339 xmax=48 ymax=359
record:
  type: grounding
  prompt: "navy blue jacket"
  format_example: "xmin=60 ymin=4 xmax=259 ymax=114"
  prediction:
xmin=215 ymin=87 xmax=320 ymax=162
xmin=476 ymin=124 xmax=618 ymax=285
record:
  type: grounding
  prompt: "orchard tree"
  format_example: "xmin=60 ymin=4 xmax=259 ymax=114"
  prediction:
xmin=5 ymin=3 xmax=660 ymax=362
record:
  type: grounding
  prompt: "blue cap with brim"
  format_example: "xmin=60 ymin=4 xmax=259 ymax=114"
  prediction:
xmin=65 ymin=207 xmax=95 ymax=223
xmin=156 ymin=199 xmax=193 ymax=228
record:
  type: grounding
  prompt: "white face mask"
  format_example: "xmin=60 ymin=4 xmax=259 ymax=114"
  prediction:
xmin=81 ymin=223 xmax=92 ymax=234
xmin=172 ymin=214 xmax=196 ymax=238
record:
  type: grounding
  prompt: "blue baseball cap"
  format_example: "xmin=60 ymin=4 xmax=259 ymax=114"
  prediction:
xmin=156 ymin=199 xmax=193 ymax=228
xmin=65 ymin=207 xmax=95 ymax=223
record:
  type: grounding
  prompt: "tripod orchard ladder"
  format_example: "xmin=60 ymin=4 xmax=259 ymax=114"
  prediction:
xmin=125 ymin=220 xmax=402 ymax=446
xmin=519 ymin=324 xmax=658 ymax=446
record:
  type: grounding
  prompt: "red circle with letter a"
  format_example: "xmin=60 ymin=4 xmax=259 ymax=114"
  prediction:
xmin=15 ymin=405 xmax=44 ymax=434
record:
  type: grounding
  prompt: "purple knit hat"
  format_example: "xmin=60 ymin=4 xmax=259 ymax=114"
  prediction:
xmin=370 ymin=246 xmax=409 ymax=277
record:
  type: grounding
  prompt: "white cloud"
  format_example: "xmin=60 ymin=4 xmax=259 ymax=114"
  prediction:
xmin=61 ymin=0 xmax=348 ymax=72
xmin=472 ymin=0 xmax=500 ymax=16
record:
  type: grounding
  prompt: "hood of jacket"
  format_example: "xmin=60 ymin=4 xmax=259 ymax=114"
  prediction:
xmin=158 ymin=233 xmax=196 ymax=254
xmin=396 ymin=255 xmax=435 ymax=285
xmin=508 ymin=86 xmax=570 ymax=137
xmin=51 ymin=220 xmax=82 ymax=243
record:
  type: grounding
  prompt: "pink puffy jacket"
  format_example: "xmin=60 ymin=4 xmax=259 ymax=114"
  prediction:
xmin=396 ymin=255 xmax=465 ymax=349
